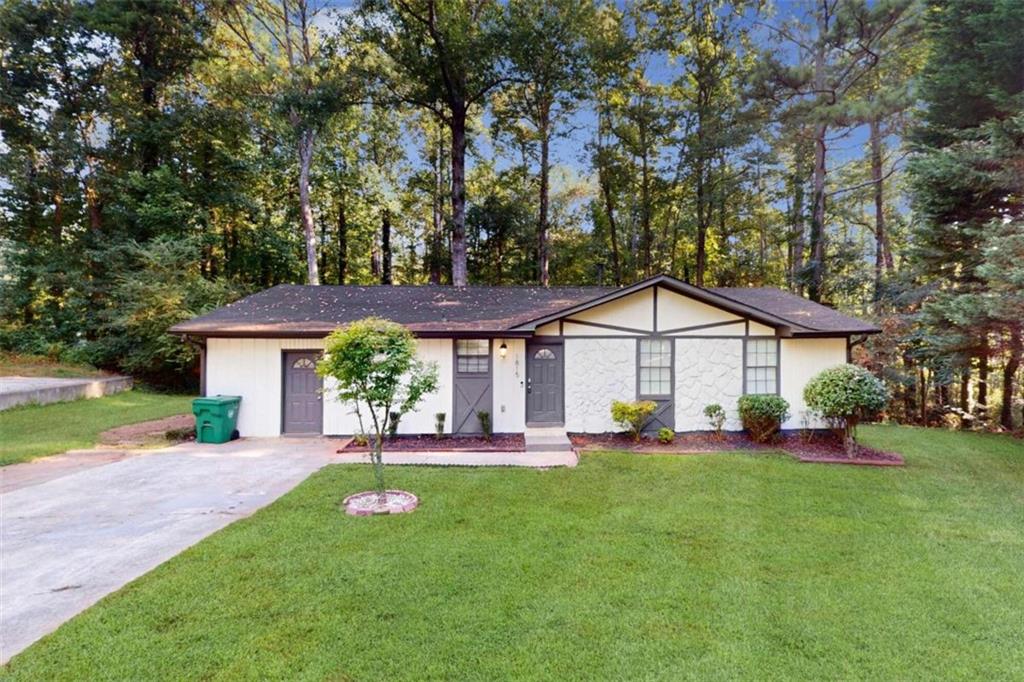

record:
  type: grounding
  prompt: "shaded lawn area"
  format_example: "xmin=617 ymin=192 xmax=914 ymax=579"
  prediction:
xmin=0 ymin=391 xmax=195 ymax=466
xmin=5 ymin=426 xmax=1023 ymax=680
xmin=0 ymin=351 xmax=107 ymax=378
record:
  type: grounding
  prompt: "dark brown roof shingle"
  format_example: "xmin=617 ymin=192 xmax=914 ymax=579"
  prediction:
xmin=169 ymin=277 xmax=879 ymax=337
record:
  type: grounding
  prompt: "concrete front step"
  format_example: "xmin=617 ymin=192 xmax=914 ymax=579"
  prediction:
xmin=524 ymin=427 xmax=573 ymax=452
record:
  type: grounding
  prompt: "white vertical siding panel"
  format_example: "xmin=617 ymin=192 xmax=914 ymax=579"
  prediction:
xmin=493 ymin=338 xmax=526 ymax=432
xmin=780 ymin=337 xmax=847 ymax=429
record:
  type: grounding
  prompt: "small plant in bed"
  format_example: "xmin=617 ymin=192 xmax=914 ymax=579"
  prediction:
xmin=737 ymin=395 xmax=790 ymax=443
xmin=318 ymin=318 xmax=439 ymax=515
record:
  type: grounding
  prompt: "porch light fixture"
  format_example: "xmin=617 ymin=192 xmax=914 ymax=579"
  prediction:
xmin=499 ymin=342 xmax=508 ymax=358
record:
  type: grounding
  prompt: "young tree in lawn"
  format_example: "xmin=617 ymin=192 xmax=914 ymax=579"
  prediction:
xmin=359 ymin=0 xmax=510 ymax=286
xmin=317 ymin=318 xmax=438 ymax=498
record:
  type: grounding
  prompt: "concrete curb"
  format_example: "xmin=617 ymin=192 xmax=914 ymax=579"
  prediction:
xmin=0 ymin=376 xmax=133 ymax=411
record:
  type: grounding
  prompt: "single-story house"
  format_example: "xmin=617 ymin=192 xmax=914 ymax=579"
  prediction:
xmin=170 ymin=274 xmax=879 ymax=438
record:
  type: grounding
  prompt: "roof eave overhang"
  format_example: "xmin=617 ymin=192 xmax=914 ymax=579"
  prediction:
xmin=169 ymin=329 xmax=534 ymax=339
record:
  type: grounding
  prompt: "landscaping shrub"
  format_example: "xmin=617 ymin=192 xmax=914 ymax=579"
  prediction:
xmin=657 ymin=427 xmax=674 ymax=444
xmin=387 ymin=411 xmax=401 ymax=438
xmin=737 ymin=394 xmax=790 ymax=443
xmin=611 ymin=400 xmax=657 ymax=442
xmin=804 ymin=364 xmax=890 ymax=455
xmin=477 ymin=410 xmax=492 ymax=441
xmin=703 ymin=403 xmax=725 ymax=438
xmin=434 ymin=412 xmax=446 ymax=437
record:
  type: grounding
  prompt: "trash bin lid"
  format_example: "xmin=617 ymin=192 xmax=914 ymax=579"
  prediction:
xmin=192 ymin=395 xmax=242 ymax=406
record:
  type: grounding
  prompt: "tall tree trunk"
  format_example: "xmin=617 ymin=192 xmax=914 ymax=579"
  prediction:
xmin=640 ymin=129 xmax=652 ymax=278
xmin=959 ymin=368 xmax=970 ymax=413
xmin=380 ymin=208 xmax=392 ymax=285
xmin=297 ymin=130 xmax=320 ymax=285
xmin=870 ymin=117 xmax=886 ymax=308
xmin=695 ymin=155 xmax=707 ymax=287
xmin=449 ymin=106 xmax=468 ymax=286
xmin=537 ymin=103 xmax=551 ymax=286
xmin=337 ymin=194 xmax=348 ymax=285
xmin=429 ymin=122 xmax=444 ymax=284
xmin=1000 ymin=327 xmax=1021 ymax=430
xmin=791 ymin=141 xmax=806 ymax=294
xmin=978 ymin=350 xmax=989 ymax=416
xmin=808 ymin=11 xmax=828 ymax=303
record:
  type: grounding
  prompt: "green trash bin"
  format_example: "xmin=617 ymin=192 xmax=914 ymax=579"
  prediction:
xmin=192 ymin=395 xmax=242 ymax=444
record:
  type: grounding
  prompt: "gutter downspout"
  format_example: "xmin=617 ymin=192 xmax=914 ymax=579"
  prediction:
xmin=182 ymin=335 xmax=207 ymax=397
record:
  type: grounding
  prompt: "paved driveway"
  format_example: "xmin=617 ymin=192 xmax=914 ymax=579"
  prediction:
xmin=0 ymin=438 xmax=340 ymax=662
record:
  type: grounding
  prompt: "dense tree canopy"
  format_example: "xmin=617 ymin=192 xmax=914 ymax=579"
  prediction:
xmin=0 ymin=0 xmax=1020 ymax=429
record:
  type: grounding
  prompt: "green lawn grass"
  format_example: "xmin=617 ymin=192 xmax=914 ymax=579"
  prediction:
xmin=0 ymin=351 xmax=107 ymax=378
xmin=4 ymin=426 xmax=1023 ymax=680
xmin=0 ymin=391 xmax=195 ymax=466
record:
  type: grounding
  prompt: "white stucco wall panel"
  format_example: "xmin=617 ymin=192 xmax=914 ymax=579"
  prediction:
xmin=780 ymin=337 xmax=848 ymax=429
xmin=493 ymin=338 xmax=526 ymax=432
xmin=569 ymin=288 xmax=654 ymax=331
xmin=674 ymin=339 xmax=744 ymax=431
xmin=656 ymin=287 xmax=742 ymax=331
xmin=564 ymin=338 xmax=636 ymax=432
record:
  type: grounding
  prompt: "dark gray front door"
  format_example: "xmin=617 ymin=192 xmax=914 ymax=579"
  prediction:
xmin=283 ymin=352 xmax=322 ymax=434
xmin=453 ymin=340 xmax=492 ymax=433
xmin=526 ymin=342 xmax=563 ymax=425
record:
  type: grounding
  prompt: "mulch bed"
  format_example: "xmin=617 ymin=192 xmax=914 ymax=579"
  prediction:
xmin=571 ymin=430 xmax=904 ymax=467
xmin=342 ymin=433 xmax=525 ymax=453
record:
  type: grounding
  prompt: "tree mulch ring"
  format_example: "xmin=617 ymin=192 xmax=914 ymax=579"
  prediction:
xmin=343 ymin=490 xmax=419 ymax=516
xmin=571 ymin=431 xmax=904 ymax=466
xmin=777 ymin=433 xmax=904 ymax=467
xmin=98 ymin=414 xmax=195 ymax=447
xmin=341 ymin=433 xmax=525 ymax=453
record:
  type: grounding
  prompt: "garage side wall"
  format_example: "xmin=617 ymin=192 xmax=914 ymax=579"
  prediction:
xmin=205 ymin=337 xmax=454 ymax=437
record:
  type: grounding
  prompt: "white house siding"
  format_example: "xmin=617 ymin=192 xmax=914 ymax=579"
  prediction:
xmin=205 ymin=336 xmax=453 ymax=437
xmin=564 ymin=338 xmax=636 ymax=432
xmin=656 ymin=288 xmax=742 ymax=331
xmin=780 ymin=337 xmax=847 ymax=429
xmin=492 ymin=338 xmax=526 ymax=432
xmin=674 ymin=339 xmax=743 ymax=431
xmin=571 ymin=287 xmax=654 ymax=331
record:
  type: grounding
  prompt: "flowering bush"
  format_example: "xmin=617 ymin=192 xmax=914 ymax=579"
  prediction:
xmin=804 ymin=364 xmax=889 ymax=455
xmin=611 ymin=400 xmax=657 ymax=442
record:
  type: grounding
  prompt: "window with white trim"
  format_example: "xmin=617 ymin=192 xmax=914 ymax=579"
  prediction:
xmin=639 ymin=338 xmax=672 ymax=396
xmin=745 ymin=339 xmax=778 ymax=394
xmin=456 ymin=339 xmax=489 ymax=374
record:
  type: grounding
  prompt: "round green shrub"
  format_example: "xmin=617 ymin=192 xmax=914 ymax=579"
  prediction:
xmin=804 ymin=364 xmax=889 ymax=453
xmin=737 ymin=394 xmax=790 ymax=443
xmin=657 ymin=427 xmax=674 ymax=444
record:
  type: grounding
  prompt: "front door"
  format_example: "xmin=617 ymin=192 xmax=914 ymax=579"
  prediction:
xmin=283 ymin=352 xmax=322 ymax=435
xmin=526 ymin=341 xmax=563 ymax=425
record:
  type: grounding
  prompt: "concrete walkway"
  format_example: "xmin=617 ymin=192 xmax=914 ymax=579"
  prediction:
xmin=0 ymin=375 xmax=132 ymax=410
xmin=0 ymin=438 xmax=575 ymax=662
